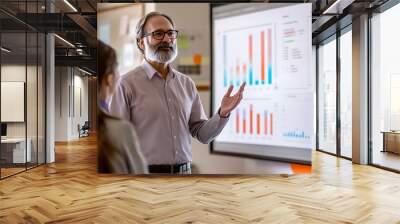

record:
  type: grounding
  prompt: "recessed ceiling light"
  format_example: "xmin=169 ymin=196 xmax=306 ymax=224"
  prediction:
xmin=54 ymin=34 xmax=75 ymax=48
xmin=63 ymin=0 xmax=78 ymax=12
xmin=1 ymin=47 xmax=11 ymax=53
xmin=322 ymin=0 xmax=354 ymax=15
xmin=78 ymin=67 xmax=92 ymax=76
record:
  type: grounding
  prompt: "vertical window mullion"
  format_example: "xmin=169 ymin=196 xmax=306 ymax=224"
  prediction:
xmin=36 ymin=0 xmax=39 ymax=167
xmin=336 ymin=28 xmax=341 ymax=157
xmin=316 ymin=45 xmax=320 ymax=151
xmin=25 ymin=0 xmax=28 ymax=171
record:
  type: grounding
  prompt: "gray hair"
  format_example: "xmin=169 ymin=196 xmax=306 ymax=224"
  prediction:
xmin=135 ymin=12 xmax=175 ymax=54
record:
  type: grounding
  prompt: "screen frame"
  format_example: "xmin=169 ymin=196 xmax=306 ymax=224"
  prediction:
xmin=209 ymin=3 xmax=313 ymax=165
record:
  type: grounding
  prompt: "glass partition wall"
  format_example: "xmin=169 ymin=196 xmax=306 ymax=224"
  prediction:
xmin=317 ymin=35 xmax=337 ymax=155
xmin=370 ymin=2 xmax=400 ymax=172
xmin=0 ymin=1 xmax=46 ymax=179
xmin=339 ymin=27 xmax=352 ymax=159
xmin=316 ymin=26 xmax=353 ymax=159
xmin=316 ymin=0 xmax=400 ymax=173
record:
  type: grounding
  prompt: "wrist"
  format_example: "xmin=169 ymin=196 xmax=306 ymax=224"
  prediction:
xmin=219 ymin=108 xmax=230 ymax=118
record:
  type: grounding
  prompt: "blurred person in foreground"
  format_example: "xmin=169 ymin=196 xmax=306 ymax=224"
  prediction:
xmin=97 ymin=40 xmax=148 ymax=174
xmin=110 ymin=12 xmax=245 ymax=174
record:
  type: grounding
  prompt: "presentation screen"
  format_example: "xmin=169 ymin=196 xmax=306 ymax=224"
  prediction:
xmin=212 ymin=3 xmax=314 ymax=164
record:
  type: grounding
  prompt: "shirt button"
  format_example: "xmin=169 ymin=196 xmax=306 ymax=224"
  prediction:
xmin=171 ymin=116 xmax=174 ymax=119
xmin=174 ymin=135 xmax=177 ymax=139
xmin=168 ymin=98 xmax=171 ymax=102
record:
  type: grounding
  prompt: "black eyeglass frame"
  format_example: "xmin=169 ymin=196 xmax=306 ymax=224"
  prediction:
xmin=142 ymin=29 xmax=179 ymax=40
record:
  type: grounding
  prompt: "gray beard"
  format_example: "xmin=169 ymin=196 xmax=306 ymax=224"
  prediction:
xmin=144 ymin=41 xmax=178 ymax=64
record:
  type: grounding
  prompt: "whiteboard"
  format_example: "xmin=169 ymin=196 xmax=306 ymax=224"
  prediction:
xmin=1 ymin=82 xmax=25 ymax=122
xmin=212 ymin=4 xmax=313 ymax=164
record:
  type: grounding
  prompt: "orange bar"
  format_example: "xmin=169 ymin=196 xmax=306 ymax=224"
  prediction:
xmin=249 ymin=34 xmax=253 ymax=64
xmin=243 ymin=109 xmax=246 ymax=134
xmin=250 ymin=105 xmax=253 ymax=134
xmin=270 ymin=113 xmax=273 ymax=135
xmin=261 ymin=31 xmax=265 ymax=82
xmin=236 ymin=110 xmax=239 ymax=133
xmin=257 ymin=113 xmax=260 ymax=135
xmin=264 ymin=111 xmax=268 ymax=135
xmin=268 ymin=29 xmax=272 ymax=64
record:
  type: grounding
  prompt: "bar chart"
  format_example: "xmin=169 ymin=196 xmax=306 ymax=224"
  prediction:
xmin=222 ymin=25 xmax=275 ymax=89
xmin=213 ymin=3 xmax=314 ymax=156
xmin=279 ymin=94 xmax=314 ymax=144
xmin=234 ymin=104 xmax=274 ymax=136
xmin=220 ymin=94 xmax=314 ymax=147
xmin=282 ymin=130 xmax=311 ymax=140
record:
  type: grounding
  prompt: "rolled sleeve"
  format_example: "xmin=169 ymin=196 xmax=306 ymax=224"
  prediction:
xmin=189 ymin=87 xmax=229 ymax=144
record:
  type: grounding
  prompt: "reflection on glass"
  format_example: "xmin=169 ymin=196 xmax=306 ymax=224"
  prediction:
xmin=340 ymin=30 xmax=352 ymax=158
xmin=318 ymin=37 xmax=337 ymax=154
xmin=0 ymin=1 xmax=47 ymax=179
xmin=1 ymin=32 xmax=27 ymax=177
xmin=371 ymin=3 xmax=400 ymax=171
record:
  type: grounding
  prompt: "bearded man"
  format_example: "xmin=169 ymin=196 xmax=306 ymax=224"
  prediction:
xmin=110 ymin=12 xmax=245 ymax=174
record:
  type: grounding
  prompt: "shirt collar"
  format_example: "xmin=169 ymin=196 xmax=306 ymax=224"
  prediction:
xmin=142 ymin=59 xmax=175 ymax=80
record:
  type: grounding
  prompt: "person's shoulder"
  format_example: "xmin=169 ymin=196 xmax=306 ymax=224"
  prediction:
xmin=119 ymin=66 xmax=147 ymax=82
xmin=172 ymin=68 xmax=196 ymax=87
xmin=172 ymin=68 xmax=188 ymax=79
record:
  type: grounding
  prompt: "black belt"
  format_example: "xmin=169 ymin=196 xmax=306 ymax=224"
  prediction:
xmin=148 ymin=163 xmax=190 ymax=174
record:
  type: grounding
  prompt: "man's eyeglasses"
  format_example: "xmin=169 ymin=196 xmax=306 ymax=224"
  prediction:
xmin=142 ymin=30 xmax=179 ymax=40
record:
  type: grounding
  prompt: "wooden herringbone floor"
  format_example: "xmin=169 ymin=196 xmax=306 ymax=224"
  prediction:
xmin=1 ymin=135 xmax=400 ymax=223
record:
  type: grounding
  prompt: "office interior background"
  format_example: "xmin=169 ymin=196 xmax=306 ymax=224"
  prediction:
xmin=1 ymin=0 xmax=400 ymax=177
xmin=0 ymin=0 xmax=399 ymax=222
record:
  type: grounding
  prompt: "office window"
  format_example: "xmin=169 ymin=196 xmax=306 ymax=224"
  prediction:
xmin=371 ymin=2 xmax=400 ymax=171
xmin=318 ymin=36 xmax=337 ymax=154
xmin=0 ymin=1 xmax=46 ymax=179
xmin=340 ymin=28 xmax=352 ymax=158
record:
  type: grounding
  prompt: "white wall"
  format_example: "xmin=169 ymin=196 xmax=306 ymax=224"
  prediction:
xmin=153 ymin=3 xmax=211 ymax=84
xmin=54 ymin=67 xmax=89 ymax=141
xmin=72 ymin=74 xmax=89 ymax=138
xmin=55 ymin=66 xmax=69 ymax=141
xmin=97 ymin=3 xmax=143 ymax=75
